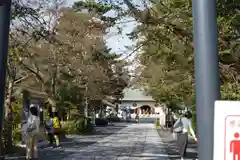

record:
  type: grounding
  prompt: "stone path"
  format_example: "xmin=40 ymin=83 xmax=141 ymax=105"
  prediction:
xmin=5 ymin=124 xmax=127 ymax=160
xmin=5 ymin=123 xmax=170 ymax=160
xmin=157 ymin=129 xmax=198 ymax=160
xmin=61 ymin=123 xmax=169 ymax=160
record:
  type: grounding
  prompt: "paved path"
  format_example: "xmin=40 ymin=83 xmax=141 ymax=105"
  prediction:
xmin=157 ymin=129 xmax=198 ymax=160
xmin=58 ymin=123 xmax=169 ymax=160
xmin=5 ymin=124 xmax=127 ymax=159
xmin=6 ymin=123 xmax=170 ymax=160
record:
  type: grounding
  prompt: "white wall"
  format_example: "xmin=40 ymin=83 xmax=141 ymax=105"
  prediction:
xmin=119 ymin=101 xmax=166 ymax=126
xmin=120 ymin=101 xmax=165 ymax=114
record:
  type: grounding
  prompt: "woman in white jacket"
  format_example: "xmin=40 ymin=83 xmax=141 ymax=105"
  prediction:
xmin=26 ymin=105 xmax=40 ymax=160
xmin=173 ymin=111 xmax=197 ymax=160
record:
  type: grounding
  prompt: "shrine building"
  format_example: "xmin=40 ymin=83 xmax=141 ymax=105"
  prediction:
xmin=119 ymin=88 xmax=166 ymax=116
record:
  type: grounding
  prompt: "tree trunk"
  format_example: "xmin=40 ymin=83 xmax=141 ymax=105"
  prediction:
xmin=3 ymin=80 xmax=14 ymax=152
xmin=84 ymin=85 xmax=88 ymax=127
xmin=84 ymin=97 xmax=88 ymax=127
xmin=22 ymin=61 xmax=60 ymax=116
xmin=67 ymin=107 xmax=70 ymax=120
xmin=99 ymin=105 xmax=103 ymax=118
xmin=92 ymin=109 xmax=96 ymax=126
xmin=4 ymin=80 xmax=13 ymax=118
xmin=48 ymin=67 xmax=57 ymax=114
xmin=47 ymin=97 xmax=57 ymax=113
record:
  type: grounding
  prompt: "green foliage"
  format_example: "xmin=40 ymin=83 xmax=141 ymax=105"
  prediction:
xmin=155 ymin=118 xmax=160 ymax=128
xmin=116 ymin=0 xmax=240 ymax=105
xmin=94 ymin=0 xmax=240 ymax=135
xmin=72 ymin=1 xmax=120 ymax=26
xmin=10 ymin=4 xmax=129 ymax=115
xmin=168 ymin=102 xmax=185 ymax=112
xmin=12 ymin=1 xmax=39 ymax=20
xmin=56 ymin=85 xmax=84 ymax=119
xmin=63 ymin=118 xmax=93 ymax=135
xmin=73 ymin=1 xmax=112 ymax=14
xmin=12 ymin=127 xmax=21 ymax=144
xmin=107 ymin=115 xmax=121 ymax=122
xmin=11 ymin=96 xmax=23 ymax=125
xmin=3 ymin=0 xmax=131 ymax=152
xmin=3 ymin=96 xmax=22 ymax=148
xmin=95 ymin=118 xmax=108 ymax=126
xmin=191 ymin=104 xmax=197 ymax=133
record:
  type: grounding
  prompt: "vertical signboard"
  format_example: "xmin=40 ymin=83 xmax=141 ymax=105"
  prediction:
xmin=214 ymin=101 xmax=240 ymax=160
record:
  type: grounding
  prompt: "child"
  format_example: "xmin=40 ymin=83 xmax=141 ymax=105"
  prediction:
xmin=52 ymin=112 xmax=61 ymax=148
xmin=45 ymin=115 xmax=54 ymax=147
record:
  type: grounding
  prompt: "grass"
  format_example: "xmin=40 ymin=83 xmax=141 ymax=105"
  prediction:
xmin=155 ymin=118 xmax=161 ymax=129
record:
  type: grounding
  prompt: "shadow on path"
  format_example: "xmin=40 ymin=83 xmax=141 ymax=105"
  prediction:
xmin=61 ymin=124 xmax=170 ymax=160
xmin=38 ymin=124 xmax=128 ymax=160
xmin=5 ymin=124 xmax=128 ymax=160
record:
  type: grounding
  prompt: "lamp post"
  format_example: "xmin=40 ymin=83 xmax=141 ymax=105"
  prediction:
xmin=0 ymin=0 xmax=12 ymax=158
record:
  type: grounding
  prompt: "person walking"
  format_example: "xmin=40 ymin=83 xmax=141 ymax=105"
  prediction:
xmin=52 ymin=112 xmax=61 ymax=148
xmin=172 ymin=111 xmax=197 ymax=160
xmin=26 ymin=104 xmax=40 ymax=160
xmin=45 ymin=114 xmax=54 ymax=147
xmin=135 ymin=113 xmax=140 ymax=123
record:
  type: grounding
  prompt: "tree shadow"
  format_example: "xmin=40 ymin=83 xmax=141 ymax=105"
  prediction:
xmin=6 ymin=125 xmax=196 ymax=160
xmin=5 ymin=124 xmax=128 ymax=160
xmin=60 ymin=139 xmax=178 ymax=160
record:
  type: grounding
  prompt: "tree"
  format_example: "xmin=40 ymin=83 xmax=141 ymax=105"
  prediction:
xmin=15 ymin=5 xmax=129 ymax=116
xmin=4 ymin=1 xmax=129 ymax=148
xmin=135 ymin=0 xmax=239 ymax=131
xmin=2 ymin=0 xmax=42 ymax=151
xmin=78 ymin=0 xmax=239 ymax=132
xmin=93 ymin=0 xmax=239 ymax=99
xmin=72 ymin=0 xmax=130 ymax=99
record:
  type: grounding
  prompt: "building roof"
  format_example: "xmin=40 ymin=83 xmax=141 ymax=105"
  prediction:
xmin=121 ymin=88 xmax=155 ymax=102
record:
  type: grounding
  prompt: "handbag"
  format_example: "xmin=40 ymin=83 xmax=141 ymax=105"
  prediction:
xmin=173 ymin=118 xmax=183 ymax=133
xmin=26 ymin=115 xmax=37 ymax=132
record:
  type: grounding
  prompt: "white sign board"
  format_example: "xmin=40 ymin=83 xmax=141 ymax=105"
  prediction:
xmin=214 ymin=101 xmax=240 ymax=160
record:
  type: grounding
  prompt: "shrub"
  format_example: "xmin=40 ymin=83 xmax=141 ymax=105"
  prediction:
xmin=12 ymin=127 xmax=21 ymax=144
xmin=107 ymin=116 xmax=121 ymax=122
xmin=95 ymin=118 xmax=108 ymax=126
xmin=155 ymin=118 xmax=160 ymax=128
xmin=63 ymin=118 xmax=93 ymax=135
xmin=192 ymin=105 xmax=197 ymax=133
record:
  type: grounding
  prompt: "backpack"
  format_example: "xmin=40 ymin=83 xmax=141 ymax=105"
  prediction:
xmin=27 ymin=115 xmax=38 ymax=133
xmin=45 ymin=119 xmax=53 ymax=130
xmin=53 ymin=117 xmax=61 ymax=129
xmin=173 ymin=118 xmax=183 ymax=133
